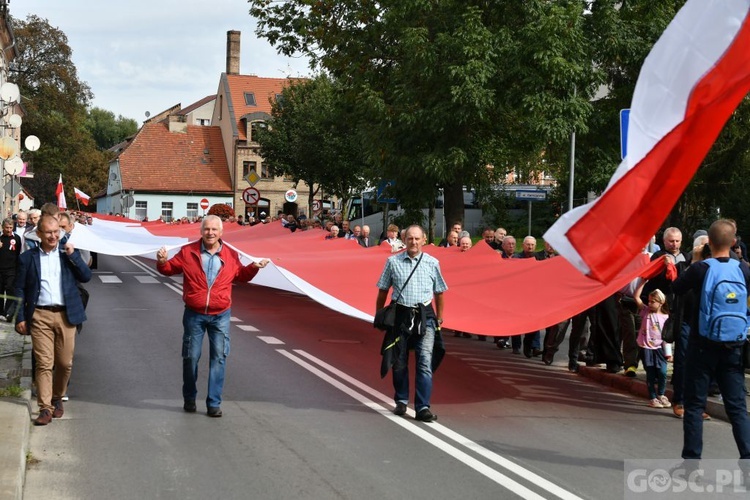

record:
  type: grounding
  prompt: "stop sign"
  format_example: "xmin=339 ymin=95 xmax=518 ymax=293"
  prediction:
xmin=200 ymin=198 xmax=209 ymax=210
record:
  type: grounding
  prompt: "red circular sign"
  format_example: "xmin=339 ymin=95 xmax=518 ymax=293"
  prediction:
xmin=200 ymin=198 xmax=209 ymax=210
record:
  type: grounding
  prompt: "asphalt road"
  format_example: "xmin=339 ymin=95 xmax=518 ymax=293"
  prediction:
xmin=22 ymin=255 xmax=747 ymax=499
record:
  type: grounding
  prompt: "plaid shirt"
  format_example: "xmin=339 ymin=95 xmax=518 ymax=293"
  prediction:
xmin=376 ymin=251 xmax=448 ymax=306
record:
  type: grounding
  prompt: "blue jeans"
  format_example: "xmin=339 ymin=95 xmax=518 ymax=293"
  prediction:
xmin=393 ymin=321 xmax=436 ymax=412
xmin=182 ymin=308 xmax=231 ymax=408
xmin=645 ymin=363 xmax=667 ymax=400
xmin=682 ymin=339 xmax=750 ymax=459
xmin=512 ymin=331 xmax=540 ymax=351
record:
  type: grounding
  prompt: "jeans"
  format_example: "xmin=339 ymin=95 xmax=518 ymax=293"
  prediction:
xmin=393 ymin=320 xmax=436 ymax=412
xmin=671 ymin=322 xmax=691 ymax=405
xmin=645 ymin=363 xmax=667 ymax=400
xmin=182 ymin=308 xmax=231 ymax=408
xmin=512 ymin=331 xmax=540 ymax=351
xmin=682 ymin=339 xmax=750 ymax=459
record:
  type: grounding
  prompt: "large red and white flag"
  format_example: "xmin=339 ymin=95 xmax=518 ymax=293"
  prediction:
xmin=56 ymin=174 xmax=67 ymax=209
xmin=74 ymin=187 xmax=90 ymax=206
xmin=545 ymin=0 xmax=750 ymax=283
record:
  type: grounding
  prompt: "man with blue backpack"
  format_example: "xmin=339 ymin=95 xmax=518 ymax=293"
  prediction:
xmin=673 ymin=219 xmax=750 ymax=461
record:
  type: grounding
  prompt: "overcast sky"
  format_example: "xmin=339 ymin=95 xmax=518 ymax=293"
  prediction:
xmin=11 ymin=0 xmax=312 ymax=122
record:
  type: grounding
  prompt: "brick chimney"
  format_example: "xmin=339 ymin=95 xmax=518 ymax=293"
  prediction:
xmin=226 ymin=30 xmax=240 ymax=75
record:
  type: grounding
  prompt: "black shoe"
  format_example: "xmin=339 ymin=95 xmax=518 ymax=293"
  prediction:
xmin=207 ymin=406 xmax=222 ymax=418
xmin=512 ymin=348 xmax=521 ymax=355
xmin=568 ymin=361 xmax=579 ymax=373
xmin=393 ymin=403 xmax=407 ymax=416
xmin=532 ymin=348 xmax=543 ymax=357
xmin=606 ymin=364 xmax=622 ymax=374
xmin=183 ymin=399 xmax=196 ymax=413
xmin=415 ymin=408 xmax=437 ymax=422
xmin=496 ymin=340 xmax=509 ymax=350
xmin=477 ymin=335 xmax=487 ymax=341
xmin=542 ymin=352 xmax=554 ymax=366
xmin=523 ymin=344 xmax=533 ymax=358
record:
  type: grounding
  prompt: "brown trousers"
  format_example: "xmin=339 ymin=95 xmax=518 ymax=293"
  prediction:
xmin=31 ymin=309 xmax=76 ymax=412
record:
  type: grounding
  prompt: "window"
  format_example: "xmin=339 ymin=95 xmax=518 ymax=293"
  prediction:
xmin=250 ymin=121 xmax=267 ymax=142
xmin=242 ymin=160 xmax=257 ymax=178
xmin=196 ymin=118 xmax=210 ymax=126
xmin=244 ymin=92 xmax=256 ymax=106
xmin=161 ymin=202 xmax=173 ymax=222
xmin=135 ymin=200 xmax=147 ymax=221
xmin=186 ymin=202 xmax=198 ymax=220
xmin=261 ymin=162 xmax=272 ymax=179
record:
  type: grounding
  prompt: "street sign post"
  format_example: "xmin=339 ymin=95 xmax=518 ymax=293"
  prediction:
xmin=284 ymin=189 xmax=298 ymax=203
xmin=311 ymin=199 xmax=321 ymax=213
xmin=200 ymin=198 xmax=209 ymax=211
xmin=515 ymin=190 xmax=547 ymax=236
xmin=242 ymin=187 xmax=260 ymax=205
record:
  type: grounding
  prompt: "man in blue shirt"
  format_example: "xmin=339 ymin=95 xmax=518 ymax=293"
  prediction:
xmin=376 ymin=225 xmax=447 ymax=422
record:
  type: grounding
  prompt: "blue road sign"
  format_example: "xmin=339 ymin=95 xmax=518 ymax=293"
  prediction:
xmin=620 ymin=108 xmax=630 ymax=160
xmin=376 ymin=179 xmax=398 ymax=204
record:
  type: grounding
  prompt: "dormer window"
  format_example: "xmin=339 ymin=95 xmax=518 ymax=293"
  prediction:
xmin=244 ymin=92 xmax=257 ymax=106
xmin=250 ymin=120 xmax=267 ymax=142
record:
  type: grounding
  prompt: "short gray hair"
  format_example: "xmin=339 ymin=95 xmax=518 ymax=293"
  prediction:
xmin=201 ymin=214 xmax=223 ymax=231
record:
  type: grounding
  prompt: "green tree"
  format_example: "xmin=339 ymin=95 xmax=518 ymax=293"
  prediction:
xmin=250 ymin=0 xmax=597 ymax=233
xmin=256 ymin=75 xmax=367 ymax=215
xmin=85 ymin=107 xmax=138 ymax=150
xmin=11 ymin=14 xmax=108 ymax=206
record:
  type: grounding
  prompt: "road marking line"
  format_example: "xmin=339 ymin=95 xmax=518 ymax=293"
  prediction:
xmin=236 ymin=325 xmax=259 ymax=332
xmin=98 ymin=275 xmax=122 ymax=283
xmin=134 ymin=276 xmax=159 ymax=284
xmin=278 ymin=349 xmax=547 ymax=500
xmin=123 ymin=256 xmax=161 ymax=277
xmin=258 ymin=336 xmax=283 ymax=344
xmin=293 ymin=349 xmax=582 ymax=500
xmin=164 ymin=283 xmax=182 ymax=295
xmin=230 ymin=316 xmax=241 ymax=322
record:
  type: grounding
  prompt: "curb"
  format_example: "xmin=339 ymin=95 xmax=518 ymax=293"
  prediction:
xmin=576 ymin=365 xmax=743 ymax=422
xmin=0 ymin=334 xmax=32 ymax=500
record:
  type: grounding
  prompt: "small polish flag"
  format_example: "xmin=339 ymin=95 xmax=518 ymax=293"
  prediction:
xmin=56 ymin=174 xmax=67 ymax=209
xmin=74 ymin=187 xmax=90 ymax=206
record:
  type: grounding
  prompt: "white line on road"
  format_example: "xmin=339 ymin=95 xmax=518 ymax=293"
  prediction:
xmin=164 ymin=283 xmax=182 ymax=295
xmin=134 ymin=276 xmax=159 ymax=284
xmin=277 ymin=349 xmax=549 ymax=500
xmin=236 ymin=325 xmax=259 ymax=332
xmin=257 ymin=336 xmax=283 ymax=344
xmin=123 ymin=256 xmax=161 ymax=277
xmin=98 ymin=275 xmax=122 ymax=284
xmin=292 ymin=349 xmax=583 ymax=500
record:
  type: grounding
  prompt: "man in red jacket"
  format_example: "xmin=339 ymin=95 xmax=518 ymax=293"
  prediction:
xmin=156 ymin=215 xmax=269 ymax=417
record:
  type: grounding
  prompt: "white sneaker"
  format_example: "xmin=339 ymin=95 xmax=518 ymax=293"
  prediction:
xmin=658 ymin=395 xmax=671 ymax=408
xmin=61 ymin=394 xmax=69 ymax=402
xmin=648 ymin=398 xmax=663 ymax=408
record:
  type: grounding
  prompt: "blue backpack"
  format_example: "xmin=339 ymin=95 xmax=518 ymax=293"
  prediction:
xmin=698 ymin=258 xmax=749 ymax=343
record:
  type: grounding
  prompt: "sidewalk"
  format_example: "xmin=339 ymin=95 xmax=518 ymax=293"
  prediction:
xmin=575 ymin=361 xmax=749 ymax=421
xmin=0 ymin=321 xmax=32 ymax=500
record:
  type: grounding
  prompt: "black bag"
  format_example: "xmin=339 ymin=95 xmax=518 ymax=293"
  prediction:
xmin=373 ymin=302 xmax=397 ymax=331
xmin=661 ymin=315 xmax=675 ymax=343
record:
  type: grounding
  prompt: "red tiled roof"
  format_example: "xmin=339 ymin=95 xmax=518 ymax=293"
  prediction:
xmin=119 ymin=121 xmax=231 ymax=193
xmin=225 ymin=74 xmax=295 ymax=141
